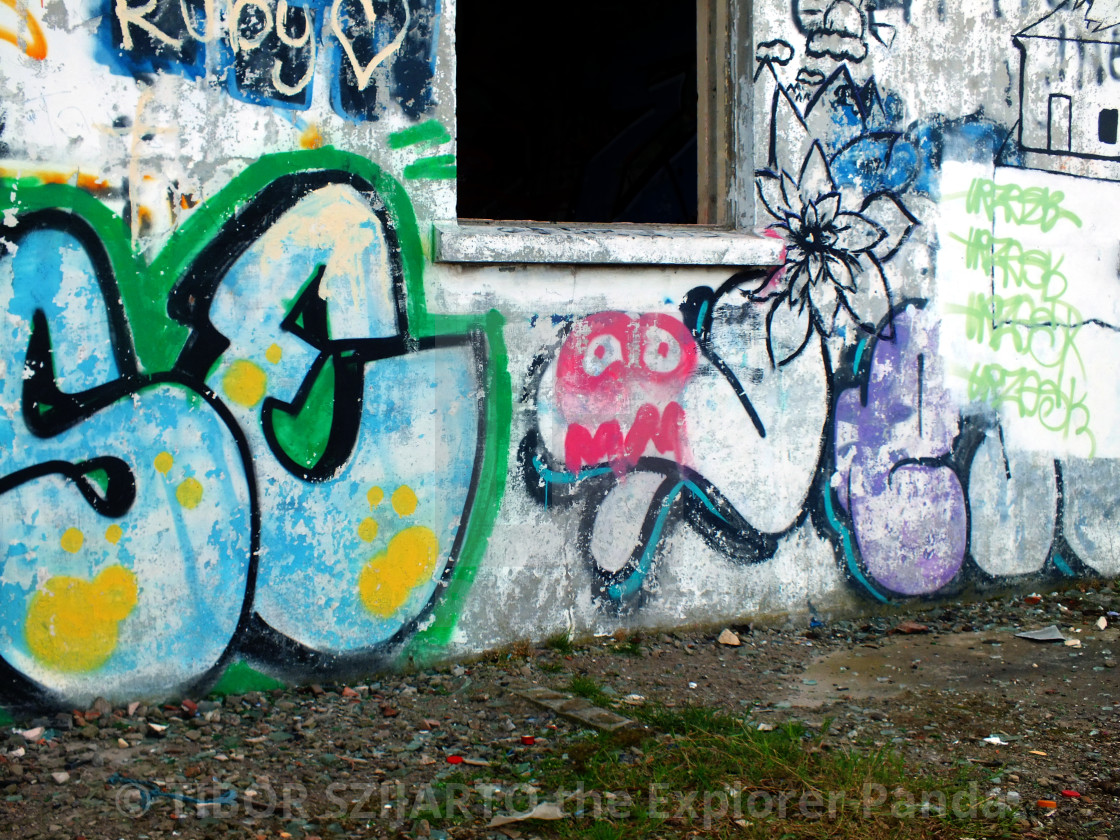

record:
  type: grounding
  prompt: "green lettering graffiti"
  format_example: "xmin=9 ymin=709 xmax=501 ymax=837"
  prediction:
xmin=961 ymin=362 xmax=1093 ymax=448
xmin=947 ymin=177 xmax=1092 ymax=451
xmin=948 ymin=290 xmax=1081 ymax=363
xmin=965 ymin=177 xmax=1083 ymax=232
xmin=951 ymin=227 xmax=1069 ymax=299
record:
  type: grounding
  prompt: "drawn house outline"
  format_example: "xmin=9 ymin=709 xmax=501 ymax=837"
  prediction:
xmin=1015 ymin=0 xmax=1120 ymax=179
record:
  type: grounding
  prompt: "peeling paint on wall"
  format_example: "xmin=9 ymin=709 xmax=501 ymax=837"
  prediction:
xmin=3 ymin=0 xmax=1120 ymax=709
xmin=745 ymin=0 xmax=1120 ymax=605
xmin=0 ymin=151 xmax=509 ymax=706
xmin=96 ymin=0 xmax=439 ymax=122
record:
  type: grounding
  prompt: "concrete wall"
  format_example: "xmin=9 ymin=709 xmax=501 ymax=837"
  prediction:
xmin=0 ymin=0 xmax=1118 ymax=708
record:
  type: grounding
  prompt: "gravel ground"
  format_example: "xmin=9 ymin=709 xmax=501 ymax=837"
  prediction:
xmin=1 ymin=580 xmax=1119 ymax=840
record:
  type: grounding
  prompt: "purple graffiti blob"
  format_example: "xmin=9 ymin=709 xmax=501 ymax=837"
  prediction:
xmin=833 ymin=305 xmax=965 ymax=596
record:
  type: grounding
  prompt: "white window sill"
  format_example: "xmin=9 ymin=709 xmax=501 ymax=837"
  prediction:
xmin=433 ymin=220 xmax=783 ymax=267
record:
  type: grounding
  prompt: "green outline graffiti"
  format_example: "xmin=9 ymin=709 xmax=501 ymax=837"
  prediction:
xmin=0 ymin=147 xmax=511 ymax=681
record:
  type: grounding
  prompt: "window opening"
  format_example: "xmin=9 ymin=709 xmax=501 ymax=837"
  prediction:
xmin=455 ymin=0 xmax=699 ymax=224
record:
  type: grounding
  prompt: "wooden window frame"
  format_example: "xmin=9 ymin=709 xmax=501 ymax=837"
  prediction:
xmin=439 ymin=0 xmax=777 ymax=267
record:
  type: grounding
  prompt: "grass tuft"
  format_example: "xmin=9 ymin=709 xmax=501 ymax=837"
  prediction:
xmin=545 ymin=632 xmax=575 ymax=655
xmin=567 ymin=675 xmax=610 ymax=706
xmin=460 ymin=695 xmax=1019 ymax=839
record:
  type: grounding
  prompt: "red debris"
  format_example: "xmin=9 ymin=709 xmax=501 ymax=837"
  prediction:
xmin=891 ymin=620 xmax=930 ymax=635
xmin=521 ymin=735 xmax=536 ymax=746
xmin=1060 ymin=790 xmax=1081 ymax=798
xmin=447 ymin=755 xmax=464 ymax=764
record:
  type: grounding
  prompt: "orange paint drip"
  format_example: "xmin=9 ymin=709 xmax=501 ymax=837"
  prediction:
xmin=75 ymin=173 xmax=111 ymax=193
xmin=0 ymin=0 xmax=46 ymax=60
xmin=300 ymin=124 xmax=324 ymax=149
xmin=0 ymin=169 xmax=112 ymax=195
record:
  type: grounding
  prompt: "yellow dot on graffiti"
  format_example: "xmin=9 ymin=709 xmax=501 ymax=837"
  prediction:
xmin=265 ymin=343 xmax=283 ymax=364
xmin=367 ymin=486 xmax=384 ymax=509
xmin=222 ymin=359 xmax=268 ymax=407
xmin=358 ymin=518 xmax=379 ymax=542
xmin=93 ymin=565 xmax=139 ymax=622
xmin=105 ymin=524 xmax=123 ymax=545
xmin=24 ymin=564 xmax=138 ymax=672
xmin=60 ymin=528 xmax=84 ymax=554
xmin=391 ymin=485 xmax=418 ymax=517
xmin=358 ymin=526 xmax=439 ymax=618
xmin=154 ymin=451 xmax=174 ymax=475
xmin=176 ymin=477 xmax=204 ymax=509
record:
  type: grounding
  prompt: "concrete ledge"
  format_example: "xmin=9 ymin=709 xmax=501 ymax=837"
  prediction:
xmin=433 ymin=220 xmax=783 ymax=267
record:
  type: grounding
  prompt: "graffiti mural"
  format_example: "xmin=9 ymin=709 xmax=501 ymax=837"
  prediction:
xmin=749 ymin=0 xmax=1120 ymax=601
xmin=0 ymin=150 xmax=509 ymax=706
xmin=515 ymin=0 xmax=1120 ymax=613
xmin=9 ymin=0 xmax=1120 ymax=709
xmin=520 ymin=282 xmax=828 ymax=612
xmin=0 ymin=206 xmax=254 ymax=705
xmin=167 ymin=161 xmax=494 ymax=673
xmin=0 ymin=0 xmax=47 ymax=61
xmin=96 ymin=0 xmax=438 ymax=122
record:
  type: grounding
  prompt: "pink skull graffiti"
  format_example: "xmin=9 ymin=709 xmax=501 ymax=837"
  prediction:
xmin=555 ymin=311 xmax=698 ymax=474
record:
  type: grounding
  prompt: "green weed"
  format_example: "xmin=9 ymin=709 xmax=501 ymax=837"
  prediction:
xmin=422 ymin=697 xmax=1020 ymax=840
xmin=545 ymin=632 xmax=575 ymax=655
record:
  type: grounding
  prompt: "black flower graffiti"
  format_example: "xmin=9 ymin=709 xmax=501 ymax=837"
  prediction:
xmin=755 ymin=142 xmax=916 ymax=364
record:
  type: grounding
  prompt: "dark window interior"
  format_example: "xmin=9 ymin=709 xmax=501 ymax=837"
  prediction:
xmin=455 ymin=0 xmax=698 ymax=224
xmin=1100 ymin=108 xmax=1118 ymax=145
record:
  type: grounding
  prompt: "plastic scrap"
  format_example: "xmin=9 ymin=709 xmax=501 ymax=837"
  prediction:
xmin=487 ymin=801 xmax=565 ymax=827
xmin=1015 ymin=626 xmax=1066 ymax=643
xmin=107 ymin=773 xmax=235 ymax=815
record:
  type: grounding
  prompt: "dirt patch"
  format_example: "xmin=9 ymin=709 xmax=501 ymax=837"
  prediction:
xmin=0 ymin=581 xmax=1118 ymax=839
xmin=787 ymin=626 xmax=1120 ymax=707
